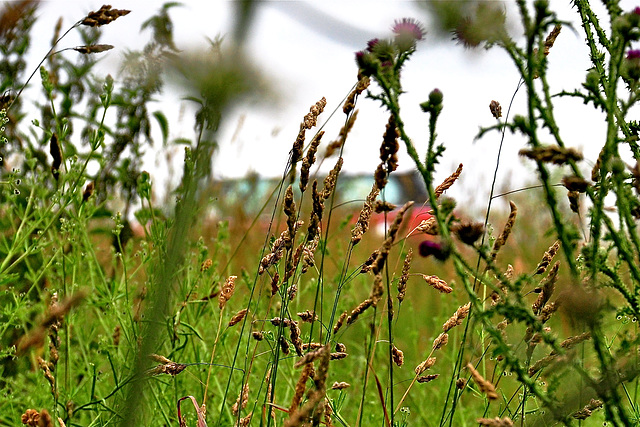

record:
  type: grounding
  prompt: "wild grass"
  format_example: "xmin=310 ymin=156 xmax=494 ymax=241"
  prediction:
xmin=2 ymin=1 xmax=640 ymax=426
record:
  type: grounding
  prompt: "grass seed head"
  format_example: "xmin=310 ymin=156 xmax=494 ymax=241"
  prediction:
xmin=467 ymin=363 xmax=498 ymax=400
xmin=392 ymin=345 xmax=404 ymax=366
xmin=489 ymin=100 xmax=502 ymax=119
xmin=491 ymin=201 xmax=517 ymax=261
xmin=423 ymin=275 xmax=453 ymax=294
xmin=218 ymin=275 xmax=237 ymax=309
xmin=476 ymin=416 xmax=514 ymax=426
xmin=435 ymin=163 xmax=463 ymax=199
xmin=228 ymin=308 xmax=248 ymax=327
xmin=417 ymin=373 xmax=439 ymax=383
xmin=415 ymin=357 xmax=436 ymax=375
xmin=331 ymin=381 xmax=350 ymax=390
xmin=81 ymin=5 xmax=130 ymax=27
xmin=397 ymin=249 xmax=412 ymax=303
xmin=351 ymin=183 xmax=379 ymax=245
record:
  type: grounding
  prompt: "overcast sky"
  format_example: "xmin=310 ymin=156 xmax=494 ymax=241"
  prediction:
xmin=23 ymin=1 xmax=639 ymax=210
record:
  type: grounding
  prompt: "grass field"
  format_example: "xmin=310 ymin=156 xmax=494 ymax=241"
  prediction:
xmin=2 ymin=2 xmax=640 ymax=426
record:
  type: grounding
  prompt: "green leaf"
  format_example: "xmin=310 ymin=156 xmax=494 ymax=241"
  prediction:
xmin=152 ymin=111 xmax=169 ymax=146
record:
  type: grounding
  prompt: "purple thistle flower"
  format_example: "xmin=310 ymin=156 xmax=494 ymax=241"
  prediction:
xmin=628 ymin=49 xmax=640 ymax=59
xmin=392 ymin=18 xmax=426 ymax=41
xmin=633 ymin=6 xmax=640 ymax=15
xmin=418 ymin=240 xmax=450 ymax=261
xmin=366 ymin=38 xmax=380 ymax=52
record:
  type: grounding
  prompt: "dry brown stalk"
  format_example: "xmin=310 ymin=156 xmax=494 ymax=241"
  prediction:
xmin=218 ymin=276 xmax=237 ymax=309
xmin=392 ymin=345 xmax=404 ymax=367
xmin=351 ymin=183 xmax=380 ymax=245
xmin=81 ymin=5 xmax=130 ymax=27
xmin=435 ymin=163 xmax=463 ymax=199
xmin=397 ymin=249 xmax=412 ymax=303
xmin=300 ymin=131 xmax=324 ymax=192
xmin=491 ymin=201 xmax=517 ymax=261
xmin=414 ymin=357 xmax=436 ymax=375
xmin=476 ymin=416 xmax=514 ymax=426
xmin=232 ymin=383 xmax=250 ymax=416
xmin=423 ymin=275 xmax=453 ymax=294
xmin=535 ymin=240 xmax=560 ymax=274
xmin=432 ymin=332 xmax=449 ymax=351
xmin=519 ymin=146 xmax=583 ymax=165
xmin=347 ymin=298 xmax=374 ymax=325
xmin=442 ymin=303 xmax=471 ymax=332
xmin=332 ymin=381 xmax=350 ymax=390
xmin=572 ymin=398 xmax=602 ymax=420
xmin=532 ymin=262 xmax=559 ymax=315
xmin=466 ymin=363 xmax=498 ymax=400
xmin=417 ymin=374 xmax=439 ymax=383
xmin=228 ymin=308 xmax=248 ymax=327
xmin=333 ymin=311 xmax=348 ymax=334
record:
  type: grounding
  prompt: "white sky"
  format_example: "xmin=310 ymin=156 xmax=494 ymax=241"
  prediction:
xmin=22 ymin=1 xmax=639 ymax=210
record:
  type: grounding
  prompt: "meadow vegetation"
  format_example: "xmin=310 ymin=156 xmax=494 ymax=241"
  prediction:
xmin=2 ymin=1 xmax=640 ymax=426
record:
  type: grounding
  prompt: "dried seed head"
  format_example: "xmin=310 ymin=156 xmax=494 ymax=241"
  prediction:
xmin=327 ymin=110 xmax=358 ymax=157
xmin=300 ymin=131 xmax=324 ymax=192
xmin=397 ymin=249 xmax=412 ymax=303
xmin=50 ymin=133 xmax=62 ymax=181
xmin=81 ymin=5 xmax=130 ymax=27
xmin=322 ymin=157 xmax=343 ymax=198
xmin=414 ymin=357 xmax=436 ymax=375
xmin=456 ymin=378 xmax=467 ymax=389
xmin=423 ymin=275 xmax=453 ymax=294
xmin=371 ymin=201 xmax=414 ymax=275
xmin=290 ymin=321 xmax=304 ymax=356
xmin=73 ymin=44 xmax=114 ymax=54
xmin=228 ymin=308 xmax=248 ymax=327
xmin=343 ymin=76 xmax=370 ymax=114
xmin=544 ymin=24 xmax=562 ymax=56
xmin=491 ymin=201 xmax=517 ymax=261
xmin=392 ymin=345 xmax=404 ymax=367
xmin=290 ymin=363 xmax=314 ymax=413
xmin=435 ymin=163 xmax=463 ymax=199
xmin=331 ymin=381 xmax=350 ymax=390
xmin=335 ymin=342 xmax=346 ymax=352
xmin=489 ymin=100 xmax=502 ymax=119
xmin=374 ymin=114 xmax=400 ymax=189
xmin=467 ymin=363 xmax=498 ymax=400
xmin=333 ymin=311 xmax=348 ymax=334
xmin=568 ymin=190 xmax=580 ymax=213
xmin=452 ymin=221 xmax=484 ymax=245
xmin=432 ymin=332 xmax=449 ymax=350
xmin=416 ymin=217 xmax=438 ymax=235
xmin=347 ymin=298 xmax=374 ymax=325
xmin=232 ymin=383 xmax=250 ymax=416
xmin=252 ymin=331 xmax=263 ymax=341
xmin=442 ymin=302 xmax=471 ymax=332
xmin=373 ymin=200 xmax=397 ymax=213
xmin=535 ymin=241 xmax=560 ymax=274
xmin=532 ymin=262 xmax=558 ymax=315
xmin=519 ymin=146 xmax=583 ymax=165
xmin=351 ymin=183 xmax=379 ymax=245
xmin=147 ymin=354 xmax=188 ymax=376
xmin=218 ymin=276 xmax=237 ymax=309
xmin=417 ymin=374 xmax=439 ymax=383
xmin=562 ymin=175 xmax=589 ymax=192
xmin=330 ymin=351 xmax=348 ymax=360
xmin=279 ymin=336 xmax=291 ymax=355
xmin=82 ymin=181 xmax=94 ymax=202
xmin=476 ymin=416 xmax=514 ymax=426
xmin=360 ymin=250 xmax=379 ymax=273
xmin=572 ymin=399 xmax=602 ymax=420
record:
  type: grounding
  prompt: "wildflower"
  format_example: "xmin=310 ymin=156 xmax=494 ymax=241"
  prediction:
xmin=418 ymin=240 xmax=450 ymax=261
xmin=355 ymin=50 xmax=378 ymax=78
xmin=366 ymin=38 xmax=380 ymax=52
xmin=392 ymin=18 xmax=425 ymax=51
xmin=625 ymin=49 xmax=640 ymax=80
